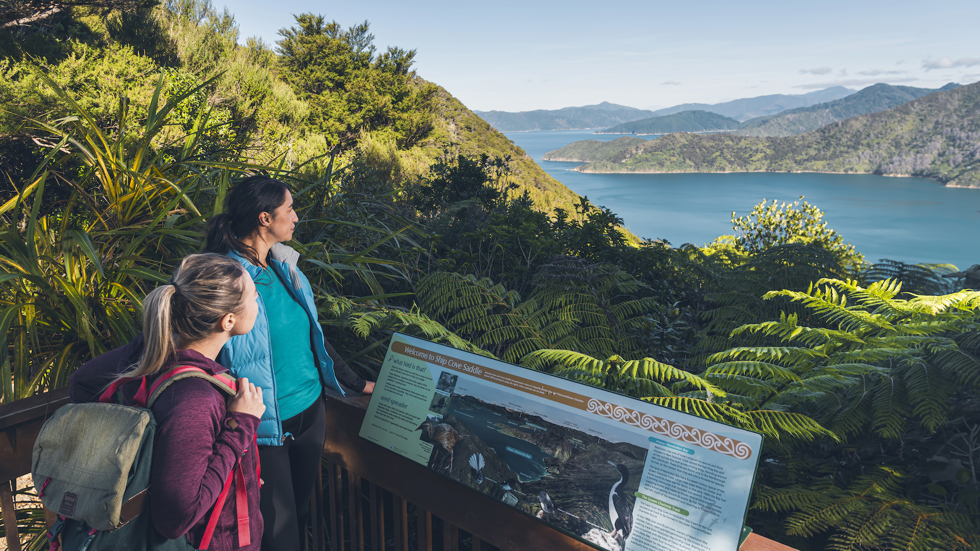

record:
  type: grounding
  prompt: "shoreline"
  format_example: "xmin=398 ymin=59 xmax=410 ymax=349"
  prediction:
xmin=593 ymin=130 xmax=726 ymax=136
xmin=544 ymin=157 xmax=592 ymax=162
xmin=499 ymin=127 xmax=608 ymax=133
xmin=945 ymin=182 xmax=980 ymax=189
xmin=569 ymin=167 xmax=971 ymax=187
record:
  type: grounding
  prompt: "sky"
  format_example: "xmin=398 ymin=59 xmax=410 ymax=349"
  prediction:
xmin=226 ymin=0 xmax=980 ymax=112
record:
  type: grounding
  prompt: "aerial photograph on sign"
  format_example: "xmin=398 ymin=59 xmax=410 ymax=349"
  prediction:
xmin=418 ymin=376 xmax=646 ymax=550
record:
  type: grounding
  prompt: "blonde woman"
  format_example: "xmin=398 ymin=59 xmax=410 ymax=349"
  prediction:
xmin=70 ymin=254 xmax=265 ymax=550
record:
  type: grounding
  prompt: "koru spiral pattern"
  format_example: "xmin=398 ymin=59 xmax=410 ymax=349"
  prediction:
xmin=586 ymin=399 xmax=752 ymax=460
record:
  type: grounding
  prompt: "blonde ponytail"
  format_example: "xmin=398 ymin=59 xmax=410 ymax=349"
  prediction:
xmin=118 ymin=253 xmax=248 ymax=381
xmin=136 ymin=284 xmax=179 ymax=377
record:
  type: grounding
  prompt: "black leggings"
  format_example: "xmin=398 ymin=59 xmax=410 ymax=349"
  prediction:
xmin=258 ymin=398 xmax=325 ymax=551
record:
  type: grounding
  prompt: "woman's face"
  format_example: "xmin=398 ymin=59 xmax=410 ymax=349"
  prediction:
xmin=263 ymin=190 xmax=298 ymax=244
xmin=232 ymin=273 xmax=260 ymax=336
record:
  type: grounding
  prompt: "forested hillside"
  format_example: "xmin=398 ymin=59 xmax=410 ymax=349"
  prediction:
xmin=0 ymin=2 xmax=578 ymax=214
xmin=564 ymin=82 xmax=980 ymax=188
xmin=735 ymin=82 xmax=960 ymax=137
xmin=422 ymin=87 xmax=580 ymax=212
xmin=543 ymin=136 xmax=649 ymax=162
xmin=597 ymin=110 xmax=741 ymax=134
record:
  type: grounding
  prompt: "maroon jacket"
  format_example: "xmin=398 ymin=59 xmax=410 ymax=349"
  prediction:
xmin=69 ymin=340 xmax=263 ymax=550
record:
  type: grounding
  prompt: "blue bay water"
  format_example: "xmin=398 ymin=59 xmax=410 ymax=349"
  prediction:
xmin=448 ymin=399 xmax=549 ymax=482
xmin=504 ymin=129 xmax=980 ymax=269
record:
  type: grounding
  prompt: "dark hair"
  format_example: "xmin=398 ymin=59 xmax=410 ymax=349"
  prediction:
xmin=120 ymin=254 xmax=247 ymax=379
xmin=204 ymin=175 xmax=291 ymax=265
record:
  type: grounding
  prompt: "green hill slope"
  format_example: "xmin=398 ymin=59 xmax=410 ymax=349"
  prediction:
xmin=568 ymin=81 xmax=980 ymax=188
xmin=598 ymin=110 xmax=741 ymax=134
xmin=0 ymin=6 xmax=583 ymax=217
xmin=543 ymin=137 xmax=650 ymax=162
xmin=419 ymin=86 xmax=581 ymax=212
xmin=736 ymin=83 xmax=960 ymax=137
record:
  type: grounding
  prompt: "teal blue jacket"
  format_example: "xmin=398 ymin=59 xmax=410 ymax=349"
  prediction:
xmin=220 ymin=244 xmax=348 ymax=446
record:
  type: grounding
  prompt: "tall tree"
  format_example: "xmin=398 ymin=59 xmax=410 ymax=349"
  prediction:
xmin=275 ymin=14 xmax=435 ymax=150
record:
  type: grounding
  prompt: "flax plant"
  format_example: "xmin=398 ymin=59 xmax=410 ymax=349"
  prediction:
xmin=0 ymin=75 xmax=242 ymax=402
xmin=0 ymin=164 xmax=211 ymax=402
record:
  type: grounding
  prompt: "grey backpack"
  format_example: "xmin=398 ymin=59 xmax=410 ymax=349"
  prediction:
xmin=32 ymin=367 xmax=241 ymax=551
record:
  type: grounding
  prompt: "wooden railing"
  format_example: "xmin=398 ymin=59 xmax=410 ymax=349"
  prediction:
xmin=0 ymin=390 xmax=796 ymax=551
xmin=0 ymin=388 xmax=69 ymax=551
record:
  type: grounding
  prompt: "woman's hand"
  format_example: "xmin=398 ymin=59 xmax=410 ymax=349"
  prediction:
xmin=228 ymin=377 xmax=265 ymax=418
xmin=362 ymin=381 xmax=376 ymax=395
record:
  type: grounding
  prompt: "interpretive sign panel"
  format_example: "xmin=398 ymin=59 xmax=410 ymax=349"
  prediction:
xmin=359 ymin=333 xmax=763 ymax=551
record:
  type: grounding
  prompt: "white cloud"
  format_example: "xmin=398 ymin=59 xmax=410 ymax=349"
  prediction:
xmin=923 ymin=57 xmax=980 ymax=70
xmin=799 ymin=67 xmax=832 ymax=75
xmin=857 ymin=69 xmax=907 ymax=76
xmin=661 ymin=81 xmax=681 ymax=86
xmin=794 ymin=77 xmax=919 ymax=89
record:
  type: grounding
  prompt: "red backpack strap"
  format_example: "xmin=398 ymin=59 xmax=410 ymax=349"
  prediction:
xmin=98 ymin=376 xmax=149 ymax=405
xmin=234 ymin=461 xmax=250 ymax=547
xmin=145 ymin=366 xmax=238 ymax=409
xmin=198 ymin=462 xmax=235 ymax=550
xmin=146 ymin=365 xmax=251 ymax=550
xmin=198 ymin=459 xmax=251 ymax=550
xmin=254 ymin=434 xmax=260 ymax=482
xmin=148 ymin=366 xmax=248 ymax=550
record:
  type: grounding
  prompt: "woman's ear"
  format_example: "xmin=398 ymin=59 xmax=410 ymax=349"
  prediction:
xmin=258 ymin=212 xmax=271 ymax=227
xmin=219 ymin=312 xmax=236 ymax=333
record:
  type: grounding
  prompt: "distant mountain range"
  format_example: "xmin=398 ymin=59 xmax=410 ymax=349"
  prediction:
xmin=735 ymin=83 xmax=961 ymax=137
xmin=646 ymin=86 xmax=855 ymax=121
xmin=542 ymin=81 xmax=980 ymax=188
xmin=474 ymin=102 xmax=657 ymax=132
xmin=598 ymin=110 xmax=741 ymax=134
xmin=591 ymin=83 xmax=958 ymax=137
xmin=475 ymin=88 xmax=855 ymax=131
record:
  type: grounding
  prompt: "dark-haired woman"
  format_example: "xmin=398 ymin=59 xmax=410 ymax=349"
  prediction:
xmin=204 ymin=175 xmax=374 ymax=550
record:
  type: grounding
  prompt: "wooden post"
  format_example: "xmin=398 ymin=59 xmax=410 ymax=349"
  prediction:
xmin=416 ymin=510 xmax=432 ymax=551
xmin=393 ymin=496 xmax=408 ymax=551
xmin=443 ymin=521 xmax=459 ymax=551
xmin=1 ymin=479 xmax=23 ymax=551
xmin=369 ymin=483 xmax=382 ymax=551
xmin=346 ymin=471 xmax=358 ymax=551
xmin=328 ymin=463 xmax=342 ymax=551
xmin=312 ymin=465 xmax=323 ymax=551
xmin=351 ymin=472 xmax=364 ymax=551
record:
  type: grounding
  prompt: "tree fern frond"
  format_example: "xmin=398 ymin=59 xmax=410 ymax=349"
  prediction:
xmin=869 ymin=374 xmax=910 ymax=439
xmin=621 ymin=358 xmax=724 ymax=396
xmin=644 ymin=396 xmax=750 ymax=426
xmin=521 ymin=348 xmax=605 ymax=372
xmin=704 ymin=373 xmax=779 ymax=399
xmin=744 ymin=409 xmax=836 ymax=441
xmin=899 ymin=360 xmax=952 ymax=432
xmin=908 ymin=289 xmax=980 ymax=314
xmin=712 ymin=346 xmax=829 ymax=366
xmin=706 ymin=360 xmax=802 ymax=384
